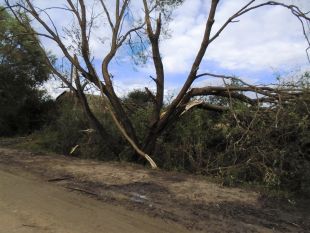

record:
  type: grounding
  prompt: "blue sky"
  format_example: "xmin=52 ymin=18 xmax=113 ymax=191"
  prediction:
xmin=3 ymin=0 xmax=309 ymax=97
xmin=106 ymin=0 xmax=309 ymax=98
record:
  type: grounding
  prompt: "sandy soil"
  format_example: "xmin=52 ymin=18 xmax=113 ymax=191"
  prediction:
xmin=0 ymin=143 xmax=309 ymax=232
xmin=0 ymin=169 xmax=191 ymax=233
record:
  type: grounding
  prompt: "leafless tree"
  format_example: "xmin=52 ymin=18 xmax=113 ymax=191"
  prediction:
xmin=4 ymin=0 xmax=310 ymax=168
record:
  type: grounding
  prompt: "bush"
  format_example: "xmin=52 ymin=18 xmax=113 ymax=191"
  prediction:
xmin=155 ymin=82 xmax=310 ymax=196
xmin=29 ymin=82 xmax=310 ymax=196
xmin=31 ymin=93 xmax=124 ymax=161
xmin=0 ymin=89 xmax=55 ymax=136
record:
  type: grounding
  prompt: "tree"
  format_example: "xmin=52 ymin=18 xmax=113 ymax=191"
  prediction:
xmin=4 ymin=0 xmax=309 ymax=168
xmin=0 ymin=6 xmax=52 ymax=135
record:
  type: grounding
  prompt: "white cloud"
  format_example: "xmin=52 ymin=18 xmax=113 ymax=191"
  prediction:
xmin=160 ymin=0 xmax=310 ymax=74
xmin=160 ymin=0 xmax=207 ymax=74
xmin=3 ymin=0 xmax=309 ymax=97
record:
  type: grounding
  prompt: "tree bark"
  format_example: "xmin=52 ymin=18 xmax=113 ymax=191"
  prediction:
xmin=73 ymin=63 xmax=121 ymax=155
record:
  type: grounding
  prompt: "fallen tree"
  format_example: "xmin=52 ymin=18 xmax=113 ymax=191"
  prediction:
xmin=4 ymin=0 xmax=310 ymax=168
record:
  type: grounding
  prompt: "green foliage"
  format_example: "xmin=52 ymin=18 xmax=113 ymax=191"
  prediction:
xmin=27 ymin=80 xmax=310 ymax=196
xmin=31 ymin=93 xmax=123 ymax=160
xmin=0 ymin=7 xmax=50 ymax=84
xmin=155 ymin=77 xmax=310 ymax=196
xmin=123 ymin=89 xmax=153 ymax=141
xmin=0 ymin=7 xmax=52 ymax=136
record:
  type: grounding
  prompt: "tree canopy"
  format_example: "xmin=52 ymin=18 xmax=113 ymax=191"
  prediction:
xmin=0 ymin=6 xmax=52 ymax=135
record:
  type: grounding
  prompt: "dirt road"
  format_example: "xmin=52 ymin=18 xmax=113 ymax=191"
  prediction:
xmin=0 ymin=145 xmax=309 ymax=232
xmin=0 ymin=168 xmax=191 ymax=233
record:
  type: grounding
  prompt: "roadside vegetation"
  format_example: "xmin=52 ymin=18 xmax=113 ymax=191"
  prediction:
xmin=0 ymin=7 xmax=54 ymax=136
xmin=11 ymin=76 xmax=310 ymax=197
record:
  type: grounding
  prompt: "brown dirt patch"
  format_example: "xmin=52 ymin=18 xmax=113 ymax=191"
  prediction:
xmin=0 ymin=146 xmax=309 ymax=233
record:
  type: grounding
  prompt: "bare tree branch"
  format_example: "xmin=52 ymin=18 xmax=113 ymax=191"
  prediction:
xmin=209 ymin=1 xmax=310 ymax=60
xmin=99 ymin=0 xmax=114 ymax=30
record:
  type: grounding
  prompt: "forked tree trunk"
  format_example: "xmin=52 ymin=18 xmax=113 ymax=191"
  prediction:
xmin=8 ymin=0 xmax=308 ymax=170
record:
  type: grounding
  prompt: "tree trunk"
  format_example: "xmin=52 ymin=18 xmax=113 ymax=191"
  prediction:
xmin=72 ymin=66 xmax=121 ymax=155
xmin=142 ymin=131 xmax=160 ymax=156
xmin=76 ymin=90 xmax=121 ymax=154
